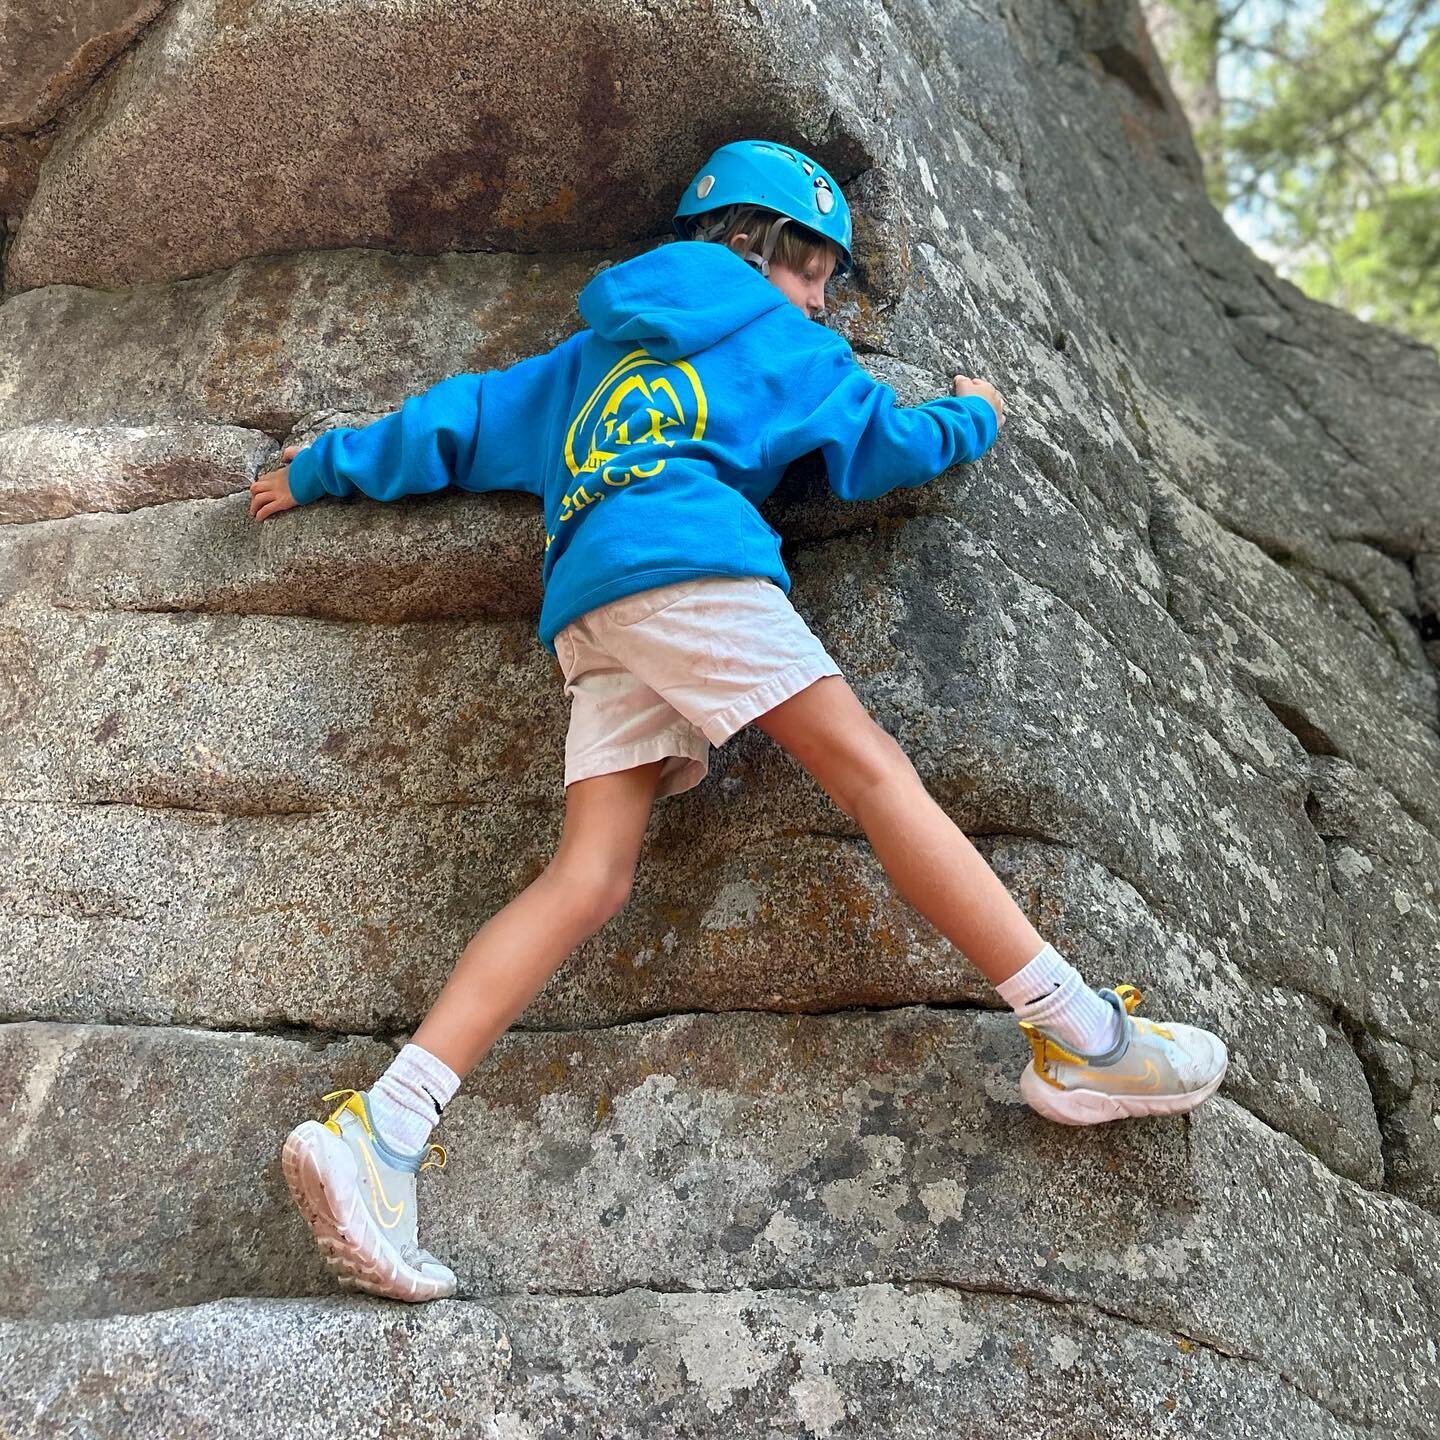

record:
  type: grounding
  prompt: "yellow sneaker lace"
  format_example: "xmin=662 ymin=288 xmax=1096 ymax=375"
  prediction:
xmin=1018 ymin=982 xmax=1170 ymax=1088
xmin=1113 ymin=983 xmax=1144 ymax=1013
xmin=319 ymin=1087 xmax=449 ymax=1171
xmin=1114 ymin=984 xmax=1174 ymax=1040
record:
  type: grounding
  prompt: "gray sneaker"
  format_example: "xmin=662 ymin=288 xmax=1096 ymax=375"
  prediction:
xmin=282 ymin=1087 xmax=457 ymax=1301
xmin=1018 ymin=983 xmax=1228 ymax=1125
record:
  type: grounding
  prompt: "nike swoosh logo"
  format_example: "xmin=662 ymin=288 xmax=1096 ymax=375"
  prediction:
xmin=1071 ymin=1057 xmax=1162 ymax=1091
xmin=356 ymin=1131 xmax=406 ymax=1228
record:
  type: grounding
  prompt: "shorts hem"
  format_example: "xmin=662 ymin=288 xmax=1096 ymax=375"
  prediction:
xmin=564 ymin=732 xmax=710 ymax=791
xmin=700 ymin=656 xmax=843 ymax=746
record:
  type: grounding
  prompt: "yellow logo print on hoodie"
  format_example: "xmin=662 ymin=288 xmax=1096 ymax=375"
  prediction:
xmin=550 ymin=350 xmax=708 ymax=544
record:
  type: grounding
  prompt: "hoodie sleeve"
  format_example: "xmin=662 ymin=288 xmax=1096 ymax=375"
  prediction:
xmin=286 ymin=333 xmax=586 ymax=505
xmin=763 ymin=341 xmax=999 ymax=503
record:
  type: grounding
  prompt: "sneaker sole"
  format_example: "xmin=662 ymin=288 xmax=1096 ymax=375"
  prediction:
xmin=281 ymin=1121 xmax=455 ymax=1303
xmin=1020 ymin=1057 xmax=1228 ymax=1125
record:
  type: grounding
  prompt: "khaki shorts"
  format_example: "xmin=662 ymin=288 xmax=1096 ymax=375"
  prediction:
xmin=554 ymin=574 xmax=843 ymax=798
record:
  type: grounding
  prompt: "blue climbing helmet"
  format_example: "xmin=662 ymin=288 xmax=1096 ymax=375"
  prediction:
xmin=672 ymin=139 xmax=853 ymax=277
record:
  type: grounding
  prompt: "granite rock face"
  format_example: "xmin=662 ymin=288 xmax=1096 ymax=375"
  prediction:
xmin=4 ymin=1014 xmax=1438 ymax=1430
xmin=4 ymin=0 xmax=886 ymax=290
xmin=3 ymin=0 xmax=1439 ymax=1435
xmin=0 ymin=1 xmax=169 ymax=228
xmin=2 ymin=2 xmax=168 ymax=136
xmin=0 ymin=420 xmax=274 ymax=521
xmin=0 ymin=1289 xmax=1389 ymax=1439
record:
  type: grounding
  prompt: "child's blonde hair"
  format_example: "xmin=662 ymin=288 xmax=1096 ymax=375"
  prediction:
xmin=683 ymin=203 xmax=842 ymax=275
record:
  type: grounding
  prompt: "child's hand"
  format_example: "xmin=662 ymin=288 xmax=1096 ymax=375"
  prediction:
xmin=250 ymin=444 xmax=305 ymax=521
xmin=954 ymin=375 xmax=1006 ymax=430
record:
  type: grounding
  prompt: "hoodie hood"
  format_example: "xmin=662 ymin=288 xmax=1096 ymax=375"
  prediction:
xmin=577 ymin=240 xmax=792 ymax=363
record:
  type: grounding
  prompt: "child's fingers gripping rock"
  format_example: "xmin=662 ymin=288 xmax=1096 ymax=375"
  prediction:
xmin=250 ymin=455 xmax=300 ymax=522
xmin=953 ymin=374 xmax=1006 ymax=429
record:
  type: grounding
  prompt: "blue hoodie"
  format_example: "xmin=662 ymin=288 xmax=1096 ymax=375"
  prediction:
xmin=286 ymin=240 xmax=999 ymax=657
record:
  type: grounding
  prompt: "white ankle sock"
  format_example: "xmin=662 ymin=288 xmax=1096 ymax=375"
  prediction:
xmin=996 ymin=942 xmax=1122 ymax=1055
xmin=367 ymin=1042 xmax=461 ymax=1154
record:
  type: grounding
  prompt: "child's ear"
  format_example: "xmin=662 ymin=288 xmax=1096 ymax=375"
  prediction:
xmin=728 ymin=233 xmax=750 ymax=253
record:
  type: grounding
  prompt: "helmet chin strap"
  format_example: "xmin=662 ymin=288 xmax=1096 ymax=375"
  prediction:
xmin=689 ymin=211 xmax=790 ymax=276
xmin=751 ymin=216 xmax=790 ymax=276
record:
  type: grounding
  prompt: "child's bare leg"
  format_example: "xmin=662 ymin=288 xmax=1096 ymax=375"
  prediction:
xmin=279 ymin=760 xmax=667 ymax=1299
xmin=410 ymin=758 xmax=669 ymax=1078
xmin=751 ymin=676 xmax=1044 ymax=987
xmin=750 ymin=675 xmax=1228 ymax=1122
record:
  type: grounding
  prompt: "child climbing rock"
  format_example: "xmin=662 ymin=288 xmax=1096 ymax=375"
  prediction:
xmin=252 ymin=138 xmax=1228 ymax=1303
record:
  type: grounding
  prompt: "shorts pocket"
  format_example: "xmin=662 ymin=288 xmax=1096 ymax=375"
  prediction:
xmin=604 ymin=578 xmax=708 ymax=628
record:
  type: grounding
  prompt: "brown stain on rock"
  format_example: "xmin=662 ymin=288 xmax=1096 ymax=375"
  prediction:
xmin=565 ymin=47 xmax=628 ymax=244
xmin=386 ymin=111 xmax=517 ymax=252
xmin=507 ymin=185 xmax=578 ymax=247
xmin=319 ymin=728 xmax=348 ymax=756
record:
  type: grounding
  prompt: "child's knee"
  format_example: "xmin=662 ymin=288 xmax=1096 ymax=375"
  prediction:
xmin=831 ymin=725 xmax=917 ymax=819
xmin=543 ymin=856 xmax=635 ymax=929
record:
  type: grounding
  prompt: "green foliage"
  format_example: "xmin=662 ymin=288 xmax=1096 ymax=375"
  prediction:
xmin=1165 ymin=0 xmax=1229 ymax=93
xmin=1153 ymin=0 xmax=1440 ymax=348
